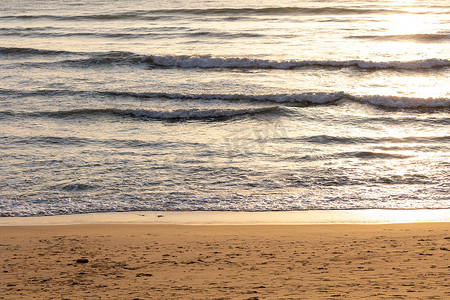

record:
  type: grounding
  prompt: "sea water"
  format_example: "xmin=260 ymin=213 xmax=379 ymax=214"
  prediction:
xmin=0 ymin=0 xmax=449 ymax=216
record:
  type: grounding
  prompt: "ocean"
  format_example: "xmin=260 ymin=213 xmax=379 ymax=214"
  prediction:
xmin=0 ymin=0 xmax=449 ymax=216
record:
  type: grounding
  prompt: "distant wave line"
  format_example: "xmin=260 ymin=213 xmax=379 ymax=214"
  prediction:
xmin=0 ymin=30 xmax=264 ymax=39
xmin=5 ymin=133 xmax=449 ymax=148
xmin=302 ymin=134 xmax=450 ymax=145
xmin=348 ymin=33 xmax=450 ymax=42
xmin=0 ymin=7 xmax=416 ymax=20
xmin=2 ymin=135 xmax=190 ymax=148
xmin=1 ymin=88 xmax=449 ymax=109
xmin=1 ymin=107 xmax=282 ymax=121
xmin=0 ymin=46 xmax=72 ymax=56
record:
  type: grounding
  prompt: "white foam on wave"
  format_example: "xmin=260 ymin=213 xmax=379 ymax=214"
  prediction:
xmin=358 ymin=95 xmax=450 ymax=108
xmin=2 ymin=195 xmax=450 ymax=218
xmin=6 ymin=47 xmax=448 ymax=70
xmin=144 ymin=55 xmax=450 ymax=70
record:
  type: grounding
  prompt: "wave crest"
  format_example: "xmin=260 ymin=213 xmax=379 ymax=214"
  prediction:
xmin=0 ymin=7 xmax=410 ymax=21
xmin=96 ymin=91 xmax=450 ymax=109
xmin=70 ymin=53 xmax=450 ymax=70
xmin=2 ymin=88 xmax=449 ymax=109
xmin=2 ymin=47 xmax=448 ymax=71
xmin=348 ymin=33 xmax=450 ymax=43
xmin=40 ymin=107 xmax=282 ymax=120
xmin=0 ymin=46 xmax=71 ymax=56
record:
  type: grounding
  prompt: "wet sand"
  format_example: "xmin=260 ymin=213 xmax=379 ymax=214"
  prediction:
xmin=1 ymin=222 xmax=450 ymax=299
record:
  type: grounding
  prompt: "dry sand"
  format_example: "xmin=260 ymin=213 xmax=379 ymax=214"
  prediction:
xmin=1 ymin=223 xmax=450 ymax=299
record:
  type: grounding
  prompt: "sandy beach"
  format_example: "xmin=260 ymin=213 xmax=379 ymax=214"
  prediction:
xmin=2 ymin=0 xmax=450 ymax=299
xmin=1 ymin=221 xmax=449 ymax=299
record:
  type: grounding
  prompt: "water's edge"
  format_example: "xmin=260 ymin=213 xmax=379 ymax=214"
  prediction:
xmin=1 ymin=209 xmax=450 ymax=226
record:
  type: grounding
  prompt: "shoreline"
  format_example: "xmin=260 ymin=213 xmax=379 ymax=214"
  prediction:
xmin=1 ymin=208 xmax=450 ymax=226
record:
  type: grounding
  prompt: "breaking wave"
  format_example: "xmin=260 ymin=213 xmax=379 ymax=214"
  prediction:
xmin=2 ymin=47 xmax=448 ymax=71
xmin=65 ymin=53 xmax=450 ymax=70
